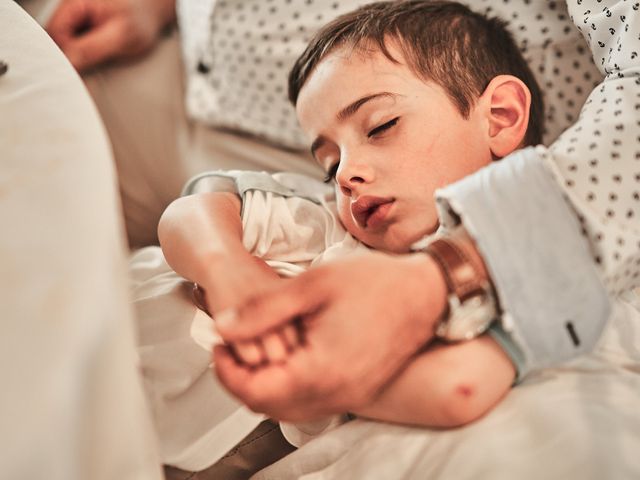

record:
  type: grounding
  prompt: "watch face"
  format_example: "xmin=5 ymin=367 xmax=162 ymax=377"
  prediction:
xmin=437 ymin=294 xmax=495 ymax=341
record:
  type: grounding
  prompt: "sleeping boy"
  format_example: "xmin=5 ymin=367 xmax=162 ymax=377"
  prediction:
xmin=144 ymin=0 xmax=544 ymax=468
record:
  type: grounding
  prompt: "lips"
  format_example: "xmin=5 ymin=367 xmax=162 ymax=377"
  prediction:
xmin=351 ymin=195 xmax=395 ymax=229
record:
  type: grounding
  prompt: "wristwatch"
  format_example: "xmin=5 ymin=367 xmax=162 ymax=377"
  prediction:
xmin=415 ymin=234 xmax=498 ymax=341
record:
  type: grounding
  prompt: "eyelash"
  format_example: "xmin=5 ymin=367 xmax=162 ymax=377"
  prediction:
xmin=322 ymin=117 xmax=400 ymax=184
xmin=323 ymin=163 xmax=339 ymax=183
xmin=367 ymin=117 xmax=400 ymax=138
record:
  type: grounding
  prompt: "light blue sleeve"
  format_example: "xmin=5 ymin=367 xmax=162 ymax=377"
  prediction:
xmin=436 ymin=148 xmax=610 ymax=377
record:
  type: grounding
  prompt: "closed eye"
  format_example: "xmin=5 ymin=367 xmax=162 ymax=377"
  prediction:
xmin=323 ymin=163 xmax=339 ymax=183
xmin=367 ymin=117 xmax=399 ymax=138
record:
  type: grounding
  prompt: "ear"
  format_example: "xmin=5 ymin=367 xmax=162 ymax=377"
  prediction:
xmin=479 ymin=75 xmax=531 ymax=158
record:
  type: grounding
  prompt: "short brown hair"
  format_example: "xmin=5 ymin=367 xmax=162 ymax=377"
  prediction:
xmin=289 ymin=0 xmax=543 ymax=146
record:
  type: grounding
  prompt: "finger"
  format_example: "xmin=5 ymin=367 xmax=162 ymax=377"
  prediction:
xmin=213 ymin=344 xmax=292 ymax=416
xmin=63 ymin=20 xmax=128 ymax=71
xmin=262 ymin=331 xmax=289 ymax=363
xmin=46 ymin=0 xmax=89 ymax=43
xmin=214 ymin=344 xmax=333 ymax=421
xmin=280 ymin=323 xmax=301 ymax=351
xmin=213 ymin=344 xmax=255 ymax=396
xmin=216 ymin=274 xmax=324 ymax=342
xmin=231 ymin=340 xmax=265 ymax=367
xmin=213 ymin=345 xmax=304 ymax=419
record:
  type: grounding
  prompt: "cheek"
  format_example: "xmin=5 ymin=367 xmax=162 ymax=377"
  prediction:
xmin=445 ymin=118 xmax=492 ymax=169
xmin=420 ymin=122 xmax=491 ymax=187
xmin=336 ymin=196 xmax=370 ymax=243
xmin=336 ymin=195 xmax=355 ymax=232
xmin=403 ymin=194 xmax=439 ymax=233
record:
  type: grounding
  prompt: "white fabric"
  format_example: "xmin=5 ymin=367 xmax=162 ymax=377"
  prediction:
xmin=130 ymin=246 xmax=265 ymax=471
xmin=130 ymin=173 xmax=367 ymax=470
xmin=253 ymin=292 xmax=640 ymax=480
xmin=184 ymin=170 xmax=369 ymax=270
xmin=0 ymin=2 xmax=161 ymax=479
xmin=241 ymin=173 xmax=367 ymax=268
xmin=176 ymin=0 xmax=216 ymax=72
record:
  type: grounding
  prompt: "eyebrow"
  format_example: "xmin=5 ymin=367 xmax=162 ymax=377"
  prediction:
xmin=310 ymin=92 xmax=397 ymax=160
xmin=337 ymin=92 xmax=396 ymax=122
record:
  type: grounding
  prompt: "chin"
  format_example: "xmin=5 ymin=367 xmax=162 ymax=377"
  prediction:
xmin=364 ymin=236 xmax=414 ymax=255
xmin=358 ymin=222 xmax=434 ymax=254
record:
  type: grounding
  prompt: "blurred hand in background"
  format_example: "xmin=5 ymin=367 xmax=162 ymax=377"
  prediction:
xmin=46 ymin=0 xmax=176 ymax=72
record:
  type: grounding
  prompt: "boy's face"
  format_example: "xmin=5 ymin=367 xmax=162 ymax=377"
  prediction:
xmin=296 ymin=43 xmax=493 ymax=253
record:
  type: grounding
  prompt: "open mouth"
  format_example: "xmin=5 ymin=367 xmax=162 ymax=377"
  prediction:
xmin=351 ymin=196 xmax=395 ymax=229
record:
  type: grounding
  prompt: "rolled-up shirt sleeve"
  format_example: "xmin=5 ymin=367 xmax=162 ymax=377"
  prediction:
xmin=436 ymin=0 xmax=640 ymax=376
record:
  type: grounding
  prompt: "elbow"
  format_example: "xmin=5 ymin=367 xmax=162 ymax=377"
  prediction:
xmin=157 ymin=195 xmax=196 ymax=241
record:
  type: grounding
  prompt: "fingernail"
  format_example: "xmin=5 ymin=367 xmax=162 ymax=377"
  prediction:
xmin=263 ymin=332 xmax=288 ymax=363
xmin=215 ymin=308 xmax=238 ymax=330
xmin=233 ymin=340 xmax=265 ymax=367
xmin=280 ymin=324 xmax=300 ymax=351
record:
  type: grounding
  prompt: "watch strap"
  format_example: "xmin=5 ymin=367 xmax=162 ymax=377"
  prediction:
xmin=425 ymin=237 xmax=486 ymax=302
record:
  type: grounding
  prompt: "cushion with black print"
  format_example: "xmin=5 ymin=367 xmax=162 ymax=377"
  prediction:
xmin=183 ymin=0 xmax=602 ymax=150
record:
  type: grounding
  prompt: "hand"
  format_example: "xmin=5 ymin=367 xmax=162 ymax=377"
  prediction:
xmin=213 ymin=252 xmax=449 ymax=421
xmin=46 ymin=0 xmax=176 ymax=72
xmin=199 ymin=254 xmax=298 ymax=367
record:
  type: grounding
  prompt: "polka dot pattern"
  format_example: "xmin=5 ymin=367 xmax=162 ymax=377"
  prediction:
xmin=475 ymin=0 xmax=602 ymax=143
xmin=185 ymin=0 xmax=370 ymax=150
xmin=182 ymin=0 xmax=604 ymax=149
xmin=545 ymin=0 xmax=640 ymax=294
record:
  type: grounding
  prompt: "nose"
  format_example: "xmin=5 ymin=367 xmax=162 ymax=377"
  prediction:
xmin=335 ymin=153 xmax=374 ymax=197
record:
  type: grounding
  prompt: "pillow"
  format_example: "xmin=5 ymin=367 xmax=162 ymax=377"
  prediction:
xmin=478 ymin=0 xmax=603 ymax=143
xmin=183 ymin=0 xmax=602 ymax=150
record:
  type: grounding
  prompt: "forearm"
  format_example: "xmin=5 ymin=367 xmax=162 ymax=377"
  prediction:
xmin=158 ymin=192 xmax=254 ymax=286
xmin=355 ymin=336 xmax=515 ymax=428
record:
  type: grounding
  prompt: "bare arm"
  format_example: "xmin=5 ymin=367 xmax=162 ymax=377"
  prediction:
xmin=158 ymin=191 xmax=276 ymax=312
xmin=158 ymin=191 xmax=293 ymax=365
xmin=159 ymin=192 xmax=244 ymax=284
xmin=355 ymin=335 xmax=515 ymax=428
